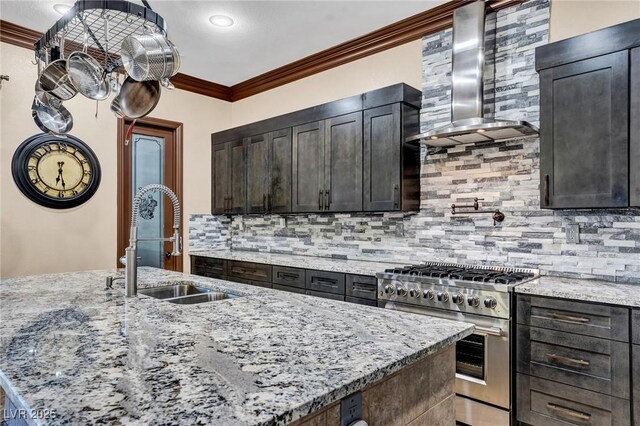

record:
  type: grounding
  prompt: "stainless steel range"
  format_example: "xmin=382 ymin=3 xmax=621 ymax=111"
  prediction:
xmin=377 ymin=262 xmax=538 ymax=426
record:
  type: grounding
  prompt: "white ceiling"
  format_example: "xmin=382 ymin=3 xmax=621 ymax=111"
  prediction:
xmin=0 ymin=0 xmax=444 ymax=86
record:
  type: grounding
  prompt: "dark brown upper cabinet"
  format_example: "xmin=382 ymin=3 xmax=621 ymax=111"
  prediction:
xmin=211 ymin=138 xmax=246 ymax=214
xmin=211 ymin=83 xmax=421 ymax=215
xmin=246 ymin=129 xmax=293 ymax=214
xmin=292 ymin=121 xmax=325 ymax=212
xmin=364 ymin=104 xmax=420 ymax=211
xmin=536 ymin=18 xmax=640 ymax=209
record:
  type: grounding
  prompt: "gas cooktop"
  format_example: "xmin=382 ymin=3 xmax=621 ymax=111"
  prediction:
xmin=383 ymin=264 xmax=536 ymax=285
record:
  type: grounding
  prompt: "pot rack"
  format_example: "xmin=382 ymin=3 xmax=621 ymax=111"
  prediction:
xmin=34 ymin=0 xmax=167 ymax=72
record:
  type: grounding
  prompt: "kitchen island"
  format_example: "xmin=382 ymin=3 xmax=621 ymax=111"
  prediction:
xmin=0 ymin=268 xmax=473 ymax=425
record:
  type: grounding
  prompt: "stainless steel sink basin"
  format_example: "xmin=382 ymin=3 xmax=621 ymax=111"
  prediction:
xmin=139 ymin=283 xmax=211 ymax=299
xmin=167 ymin=292 xmax=240 ymax=304
xmin=139 ymin=283 xmax=240 ymax=304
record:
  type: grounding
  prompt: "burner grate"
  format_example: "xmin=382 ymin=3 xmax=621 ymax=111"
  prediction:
xmin=384 ymin=262 xmax=537 ymax=283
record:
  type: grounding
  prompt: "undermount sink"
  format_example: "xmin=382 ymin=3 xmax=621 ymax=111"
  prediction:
xmin=139 ymin=283 xmax=240 ymax=304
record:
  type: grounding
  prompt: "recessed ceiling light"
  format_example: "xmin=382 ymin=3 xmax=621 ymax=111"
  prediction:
xmin=209 ymin=15 xmax=234 ymax=28
xmin=53 ymin=4 xmax=71 ymax=15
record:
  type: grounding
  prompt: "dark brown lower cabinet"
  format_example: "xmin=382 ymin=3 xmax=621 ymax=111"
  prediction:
xmin=516 ymin=294 xmax=633 ymax=426
xmin=517 ymin=374 xmax=630 ymax=426
xmin=190 ymin=255 xmax=377 ymax=306
xmin=633 ymin=344 xmax=639 ymax=426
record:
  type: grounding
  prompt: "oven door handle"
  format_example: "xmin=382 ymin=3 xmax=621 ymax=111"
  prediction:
xmin=473 ymin=326 xmax=503 ymax=337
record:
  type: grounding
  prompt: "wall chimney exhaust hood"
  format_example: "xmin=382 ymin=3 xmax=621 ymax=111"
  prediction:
xmin=407 ymin=1 xmax=538 ymax=147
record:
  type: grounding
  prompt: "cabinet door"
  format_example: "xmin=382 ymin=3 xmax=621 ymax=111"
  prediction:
xmin=363 ymin=104 xmax=401 ymax=211
xmin=540 ymin=51 xmax=629 ymax=208
xmin=631 ymin=48 xmax=640 ymax=206
xmin=292 ymin=121 xmax=325 ymax=212
xmin=228 ymin=138 xmax=246 ymax=214
xmin=268 ymin=128 xmax=292 ymax=213
xmin=324 ymin=112 xmax=363 ymax=211
xmin=211 ymin=142 xmax=229 ymax=214
xmin=246 ymin=133 xmax=269 ymax=213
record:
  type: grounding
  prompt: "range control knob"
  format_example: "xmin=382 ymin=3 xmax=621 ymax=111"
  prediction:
xmin=396 ymin=286 xmax=408 ymax=297
xmin=484 ymin=297 xmax=498 ymax=309
xmin=437 ymin=292 xmax=449 ymax=303
xmin=452 ymin=293 xmax=465 ymax=306
xmin=423 ymin=289 xmax=435 ymax=301
xmin=383 ymin=285 xmax=395 ymax=295
xmin=408 ymin=288 xmax=421 ymax=298
xmin=467 ymin=296 xmax=480 ymax=307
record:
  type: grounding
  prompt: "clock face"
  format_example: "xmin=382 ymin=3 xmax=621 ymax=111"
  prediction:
xmin=12 ymin=134 xmax=101 ymax=209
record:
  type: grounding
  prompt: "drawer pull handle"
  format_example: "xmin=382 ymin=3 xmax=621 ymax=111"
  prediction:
xmin=279 ymin=273 xmax=299 ymax=280
xmin=315 ymin=279 xmax=337 ymax=287
xmin=547 ymin=312 xmax=591 ymax=324
xmin=546 ymin=403 xmax=591 ymax=421
xmin=546 ymin=353 xmax=590 ymax=367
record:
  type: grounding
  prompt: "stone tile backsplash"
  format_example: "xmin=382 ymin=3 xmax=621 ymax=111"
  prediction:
xmin=190 ymin=0 xmax=640 ymax=283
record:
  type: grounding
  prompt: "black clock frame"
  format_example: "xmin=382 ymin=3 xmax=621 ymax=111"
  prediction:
xmin=12 ymin=134 xmax=102 ymax=209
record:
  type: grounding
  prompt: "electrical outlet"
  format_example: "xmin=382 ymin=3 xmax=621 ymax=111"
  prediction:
xmin=566 ymin=223 xmax=580 ymax=243
xmin=395 ymin=223 xmax=405 ymax=237
xmin=335 ymin=222 xmax=342 ymax=236
xmin=340 ymin=391 xmax=362 ymax=426
xmin=279 ymin=217 xmax=286 ymax=227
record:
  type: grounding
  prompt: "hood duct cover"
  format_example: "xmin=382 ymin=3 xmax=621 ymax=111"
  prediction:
xmin=408 ymin=1 xmax=538 ymax=147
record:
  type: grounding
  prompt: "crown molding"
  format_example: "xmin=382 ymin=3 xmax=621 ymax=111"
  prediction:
xmin=0 ymin=20 xmax=42 ymax=49
xmin=229 ymin=0 xmax=524 ymax=101
xmin=1 ymin=0 xmax=523 ymax=103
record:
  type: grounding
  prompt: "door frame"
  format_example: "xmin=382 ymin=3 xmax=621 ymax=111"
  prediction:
xmin=116 ymin=116 xmax=184 ymax=271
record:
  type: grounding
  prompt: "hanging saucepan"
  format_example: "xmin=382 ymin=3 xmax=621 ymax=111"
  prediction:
xmin=120 ymin=31 xmax=180 ymax=87
xmin=116 ymin=77 xmax=161 ymax=118
xmin=32 ymin=96 xmax=73 ymax=135
xmin=111 ymin=77 xmax=161 ymax=144
xmin=66 ymin=26 xmax=109 ymax=100
xmin=38 ymin=33 xmax=78 ymax=101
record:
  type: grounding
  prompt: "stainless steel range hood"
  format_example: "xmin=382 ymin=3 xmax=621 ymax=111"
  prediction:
xmin=407 ymin=1 xmax=538 ymax=147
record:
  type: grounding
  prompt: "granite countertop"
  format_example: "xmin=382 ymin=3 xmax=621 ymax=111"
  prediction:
xmin=0 ymin=267 xmax=473 ymax=426
xmin=189 ymin=249 xmax=405 ymax=276
xmin=515 ymin=275 xmax=640 ymax=307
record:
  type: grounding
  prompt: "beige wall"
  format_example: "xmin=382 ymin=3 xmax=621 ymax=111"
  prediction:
xmin=231 ymin=40 xmax=423 ymax=127
xmin=550 ymin=0 xmax=640 ymax=42
xmin=0 ymin=42 xmax=231 ymax=278
xmin=2 ymin=0 xmax=639 ymax=278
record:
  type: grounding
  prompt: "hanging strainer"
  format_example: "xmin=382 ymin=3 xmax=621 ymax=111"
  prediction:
xmin=121 ymin=31 xmax=180 ymax=82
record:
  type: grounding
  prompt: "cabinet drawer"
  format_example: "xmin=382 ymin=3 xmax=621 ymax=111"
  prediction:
xmin=517 ymin=325 xmax=629 ymax=398
xmin=227 ymin=276 xmax=272 ymax=289
xmin=273 ymin=283 xmax=306 ymax=295
xmin=517 ymin=295 xmax=629 ymax=342
xmin=517 ymin=374 xmax=630 ymax=426
xmin=632 ymin=309 xmax=640 ymax=344
xmin=191 ymin=256 xmax=227 ymax=278
xmin=345 ymin=274 xmax=377 ymax=300
xmin=272 ymin=266 xmax=305 ymax=289
xmin=306 ymin=289 xmax=345 ymax=301
xmin=345 ymin=296 xmax=377 ymax=307
xmin=306 ymin=270 xmax=345 ymax=295
xmin=227 ymin=260 xmax=272 ymax=283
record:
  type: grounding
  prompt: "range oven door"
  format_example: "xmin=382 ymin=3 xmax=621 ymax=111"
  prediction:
xmin=380 ymin=301 xmax=510 ymax=411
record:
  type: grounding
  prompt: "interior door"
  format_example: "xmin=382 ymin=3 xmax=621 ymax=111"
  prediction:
xmin=324 ymin=112 xmax=363 ymax=211
xmin=292 ymin=121 xmax=325 ymax=212
xmin=118 ymin=118 xmax=183 ymax=271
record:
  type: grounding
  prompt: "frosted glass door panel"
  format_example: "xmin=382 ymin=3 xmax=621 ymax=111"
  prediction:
xmin=132 ymin=133 xmax=165 ymax=268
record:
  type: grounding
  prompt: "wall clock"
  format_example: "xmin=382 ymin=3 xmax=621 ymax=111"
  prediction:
xmin=12 ymin=134 xmax=101 ymax=209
